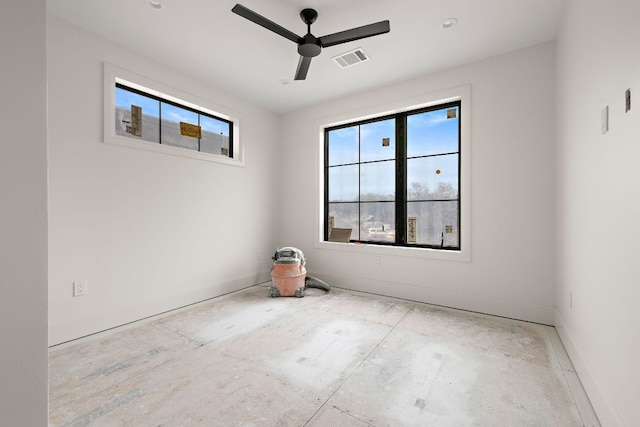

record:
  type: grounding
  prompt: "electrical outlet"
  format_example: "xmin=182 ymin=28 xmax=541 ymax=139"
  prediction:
xmin=373 ymin=256 xmax=380 ymax=267
xmin=73 ymin=281 xmax=87 ymax=297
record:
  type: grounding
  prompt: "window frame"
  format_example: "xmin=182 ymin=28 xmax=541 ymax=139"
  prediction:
xmin=315 ymin=85 xmax=471 ymax=262
xmin=115 ymin=82 xmax=234 ymax=157
xmin=324 ymin=101 xmax=461 ymax=250
xmin=103 ymin=63 xmax=243 ymax=166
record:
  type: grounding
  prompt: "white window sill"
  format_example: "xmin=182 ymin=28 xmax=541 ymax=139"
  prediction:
xmin=314 ymin=240 xmax=470 ymax=262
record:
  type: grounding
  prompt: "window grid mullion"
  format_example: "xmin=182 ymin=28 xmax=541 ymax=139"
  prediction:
xmin=357 ymin=125 xmax=362 ymax=241
xmin=159 ymin=100 xmax=163 ymax=145
xmin=197 ymin=114 xmax=201 ymax=152
xmin=324 ymin=132 xmax=329 ymax=241
xmin=396 ymin=115 xmax=407 ymax=246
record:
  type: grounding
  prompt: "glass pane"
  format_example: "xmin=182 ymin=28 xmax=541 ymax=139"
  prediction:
xmin=161 ymin=102 xmax=199 ymax=150
xmin=407 ymin=201 xmax=459 ymax=247
xmin=407 ymin=106 xmax=459 ymax=158
xmin=360 ymin=119 xmax=395 ymax=162
xmin=115 ymin=87 xmax=160 ymax=144
xmin=360 ymin=202 xmax=395 ymax=242
xmin=328 ymin=126 xmax=359 ymax=166
xmin=328 ymin=203 xmax=359 ymax=240
xmin=200 ymin=115 xmax=230 ymax=156
xmin=328 ymin=165 xmax=359 ymax=202
xmin=407 ymin=154 xmax=458 ymax=201
xmin=360 ymin=160 xmax=395 ymax=201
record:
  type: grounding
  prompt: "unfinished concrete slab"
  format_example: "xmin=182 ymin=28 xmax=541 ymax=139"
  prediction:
xmin=49 ymin=285 xmax=599 ymax=426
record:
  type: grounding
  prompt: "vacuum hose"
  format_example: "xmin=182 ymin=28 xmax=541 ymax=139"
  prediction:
xmin=305 ymin=275 xmax=331 ymax=292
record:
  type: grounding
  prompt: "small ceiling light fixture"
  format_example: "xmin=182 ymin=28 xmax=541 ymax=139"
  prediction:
xmin=146 ymin=0 xmax=163 ymax=10
xmin=441 ymin=18 xmax=458 ymax=29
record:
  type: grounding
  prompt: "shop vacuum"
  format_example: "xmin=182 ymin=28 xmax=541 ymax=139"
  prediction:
xmin=269 ymin=247 xmax=330 ymax=298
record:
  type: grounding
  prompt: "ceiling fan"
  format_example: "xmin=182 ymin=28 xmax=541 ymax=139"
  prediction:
xmin=231 ymin=4 xmax=390 ymax=80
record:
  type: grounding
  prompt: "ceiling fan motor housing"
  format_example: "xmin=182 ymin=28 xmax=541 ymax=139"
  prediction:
xmin=298 ymin=34 xmax=322 ymax=57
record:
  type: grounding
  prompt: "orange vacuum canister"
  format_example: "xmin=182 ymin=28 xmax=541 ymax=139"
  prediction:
xmin=270 ymin=247 xmax=307 ymax=298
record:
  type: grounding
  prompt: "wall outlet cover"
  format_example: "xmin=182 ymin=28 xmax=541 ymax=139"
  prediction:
xmin=73 ymin=281 xmax=87 ymax=297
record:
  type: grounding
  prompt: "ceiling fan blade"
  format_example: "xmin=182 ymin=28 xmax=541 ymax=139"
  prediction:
xmin=319 ymin=20 xmax=390 ymax=48
xmin=231 ymin=4 xmax=301 ymax=44
xmin=295 ymin=56 xmax=312 ymax=80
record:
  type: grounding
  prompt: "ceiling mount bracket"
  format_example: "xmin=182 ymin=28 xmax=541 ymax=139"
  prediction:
xmin=300 ymin=8 xmax=318 ymax=26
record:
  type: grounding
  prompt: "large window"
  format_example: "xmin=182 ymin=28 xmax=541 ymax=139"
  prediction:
xmin=325 ymin=101 xmax=461 ymax=250
xmin=115 ymin=83 xmax=233 ymax=157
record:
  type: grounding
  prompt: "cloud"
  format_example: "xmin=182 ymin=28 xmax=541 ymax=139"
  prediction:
xmin=409 ymin=110 xmax=450 ymax=128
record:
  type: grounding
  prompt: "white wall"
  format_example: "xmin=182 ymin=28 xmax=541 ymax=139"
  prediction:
xmin=32 ymin=3 xmax=640 ymax=423
xmin=555 ymin=0 xmax=640 ymax=425
xmin=47 ymin=15 xmax=280 ymax=345
xmin=279 ymin=42 xmax=557 ymax=325
xmin=0 ymin=0 xmax=48 ymax=424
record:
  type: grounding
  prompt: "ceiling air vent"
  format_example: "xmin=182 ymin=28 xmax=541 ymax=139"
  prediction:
xmin=332 ymin=48 xmax=369 ymax=69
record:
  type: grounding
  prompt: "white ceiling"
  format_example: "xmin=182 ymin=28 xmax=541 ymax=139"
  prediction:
xmin=47 ymin=0 xmax=566 ymax=114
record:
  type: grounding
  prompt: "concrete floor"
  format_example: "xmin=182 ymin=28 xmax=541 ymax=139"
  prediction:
xmin=49 ymin=284 xmax=600 ymax=426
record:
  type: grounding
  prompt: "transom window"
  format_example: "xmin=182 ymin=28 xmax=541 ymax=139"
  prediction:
xmin=324 ymin=101 xmax=461 ymax=250
xmin=115 ymin=83 xmax=233 ymax=157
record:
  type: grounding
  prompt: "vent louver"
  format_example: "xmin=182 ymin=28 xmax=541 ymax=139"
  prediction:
xmin=332 ymin=48 xmax=369 ymax=69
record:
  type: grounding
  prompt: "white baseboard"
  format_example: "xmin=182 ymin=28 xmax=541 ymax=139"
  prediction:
xmin=312 ymin=272 xmax=555 ymax=325
xmin=555 ymin=309 xmax=625 ymax=426
xmin=49 ymin=271 xmax=271 ymax=346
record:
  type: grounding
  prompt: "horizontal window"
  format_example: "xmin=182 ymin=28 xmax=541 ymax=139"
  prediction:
xmin=115 ymin=83 xmax=233 ymax=158
xmin=103 ymin=63 xmax=242 ymax=166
